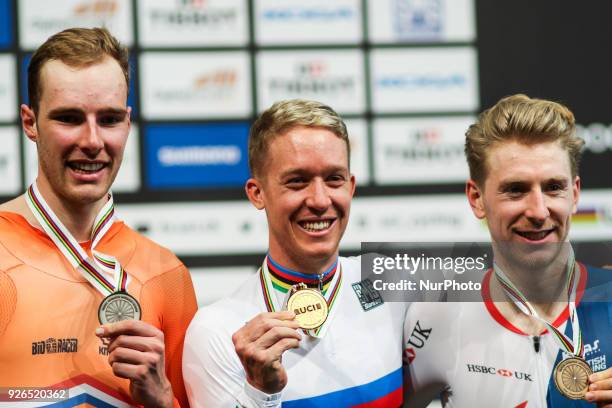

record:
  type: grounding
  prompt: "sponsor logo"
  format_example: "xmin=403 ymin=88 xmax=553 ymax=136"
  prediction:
xmin=572 ymin=207 xmax=598 ymax=224
xmin=146 ymin=122 xmax=250 ymax=188
xmin=583 ymin=339 xmax=601 ymax=357
xmin=466 ymin=364 xmax=533 ymax=382
xmin=577 ymin=123 xmax=612 ymax=154
xmin=32 ymin=338 xmax=78 ymax=355
xmin=154 ymin=69 xmax=238 ymax=102
xmin=135 ymin=224 xmax=150 ymax=234
xmin=99 ymin=338 xmax=109 ymax=356
xmin=404 ymin=321 xmax=431 ymax=364
xmin=377 ymin=73 xmax=467 ymax=90
xmin=351 ymin=279 xmax=384 ymax=311
xmin=158 ymin=145 xmax=241 ymax=166
xmin=181 ymin=0 xmax=206 ymax=5
xmin=73 ymin=0 xmax=117 ymax=16
xmin=406 ymin=320 xmax=432 ymax=349
xmin=294 ymin=303 xmax=323 ymax=315
xmin=380 ymin=214 xmax=461 ymax=229
xmin=588 ymin=355 xmax=607 ymax=372
xmin=370 ymin=47 xmax=478 ymax=113
xmin=497 ymin=368 xmax=512 ymax=377
xmin=149 ymin=0 xmax=238 ymax=28
xmin=573 ymin=205 xmax=612 ymax=226
xmin=384 ymin=127 xmax=463 ymax=163
xmin=160 ymin=219 xmax=220 ymax=234
xmin=31 ymin=0 xmax=119 ymax=31
xmin=393 ymin=0 xmax=443 ymax=39
xmin=269 ymin=61 xmax=354 ymax=96
xmin=262 ymin=6 xmax=355 ymax=22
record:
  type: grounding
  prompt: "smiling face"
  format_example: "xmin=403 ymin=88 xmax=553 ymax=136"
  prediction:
xmin=467 ymin=140 xmax=580 ymax=269
xmin=21 ymin=57 xmax=130 ymax=209
xmin=245 ymin=126 xmax=355 ymax=273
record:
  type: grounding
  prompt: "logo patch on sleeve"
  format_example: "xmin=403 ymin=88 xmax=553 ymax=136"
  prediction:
xmin=352 ymin=279 xmax=384 ymax=311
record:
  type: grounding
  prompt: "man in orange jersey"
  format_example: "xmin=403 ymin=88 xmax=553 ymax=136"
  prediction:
xmin=0 ymin=27 xmax=197 ymax=407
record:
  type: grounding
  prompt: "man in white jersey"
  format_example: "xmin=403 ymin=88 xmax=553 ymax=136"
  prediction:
xmin=183 ymin=100 xmax=409 ymax=407
xmin=404 ymin=94 xmax=612 ymax=407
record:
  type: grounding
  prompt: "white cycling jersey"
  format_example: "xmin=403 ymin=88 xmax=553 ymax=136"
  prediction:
xmin=184 ymin=256 xmax=410 ymax=408
xmin=404 ymin=264 xmax=612 ymax=408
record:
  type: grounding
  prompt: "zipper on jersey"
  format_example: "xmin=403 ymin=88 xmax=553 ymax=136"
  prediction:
xmin=532 ymin=335 xmax=547 ymax=407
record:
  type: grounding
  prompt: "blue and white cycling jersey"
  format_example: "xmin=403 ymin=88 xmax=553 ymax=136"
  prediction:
xmin=404 ymin=263 xmax=612 ymax=408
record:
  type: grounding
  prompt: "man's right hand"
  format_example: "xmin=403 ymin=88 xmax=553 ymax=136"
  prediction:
xmin=232 ymin=311 xmax=302 ymax=394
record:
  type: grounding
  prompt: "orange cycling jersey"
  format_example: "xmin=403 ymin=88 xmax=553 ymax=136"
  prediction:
xmin=0 ymin=212 xmax=197 ymax=407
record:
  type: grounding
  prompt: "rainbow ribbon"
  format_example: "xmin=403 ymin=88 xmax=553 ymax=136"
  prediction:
xmin=26 ymin=182 xmax=128 ymax=297
xmin=494 ymin=248 xmax=583 ymax=358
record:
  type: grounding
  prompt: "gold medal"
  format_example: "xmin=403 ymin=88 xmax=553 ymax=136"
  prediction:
xmin=553 ymin=357 xmax=592 ymax=400
xmin=287 ymin=283 xmax=329 ymax=330
xmin=98 ymin=292 xmax=142 ymax=324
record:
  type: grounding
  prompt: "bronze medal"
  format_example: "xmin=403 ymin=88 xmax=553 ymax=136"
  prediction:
xmin=553 ymin=357 xmax=592 ymax=400
xmin=287 ymin=283 xmax=329 ymax=330
xmin=98 ymin=292 xmax=142 ymax=324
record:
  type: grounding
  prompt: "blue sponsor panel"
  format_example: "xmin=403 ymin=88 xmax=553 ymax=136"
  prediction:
xmin=0 ymin=0 xmax=13 ymax=49
xmin=127 ymin=54 xmax=138 ymax=118
xmin=20 ymin=54 xmax=30 ymax=105
xmin=20 ymin=53 xmax=137 ymax=113
xmin=146 ymin=122 xmax=250 ymax=189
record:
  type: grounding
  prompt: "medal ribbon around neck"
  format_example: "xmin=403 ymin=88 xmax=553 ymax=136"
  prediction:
xmin=259 ymin=256 xmax=342 ymax=338
xmin=266 ymin=255 xmax=337 ymax=293
xmin=494 ymin=248 xmax=583 ymax=358
xmin=26 ymin=183 xmax=128 ymax=296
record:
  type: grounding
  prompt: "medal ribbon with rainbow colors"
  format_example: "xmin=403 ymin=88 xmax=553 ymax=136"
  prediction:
xmin=26 ymin=183 xmax=134 ymax=316
xmin=493 ymin=248 xmax=584 ymax=359
xmin=259 ymin=256 xmax=342 ymax=338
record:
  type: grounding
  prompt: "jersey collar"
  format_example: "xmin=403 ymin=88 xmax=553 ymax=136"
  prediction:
xmin=481 ymin=263 xmax=588 ymax=336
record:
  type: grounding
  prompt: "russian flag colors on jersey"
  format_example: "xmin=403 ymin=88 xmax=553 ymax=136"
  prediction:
xmin=183 ymin=256 xmax=409 ymax=407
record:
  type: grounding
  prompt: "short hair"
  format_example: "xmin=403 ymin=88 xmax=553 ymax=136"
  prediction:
xmin=249 ymin=99 xmax=350 ymax=177
xmin=465 ymin=94 xmax=584 ymax=186
xmin=28 ymin=27 xmax=129 ymax=114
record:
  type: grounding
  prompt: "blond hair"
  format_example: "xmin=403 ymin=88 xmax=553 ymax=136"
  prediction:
xmin=249 ymin=99 xmax=350 ymax=177
xmin=465 ymin=94 xmax=584 ymax=185
xmin=28 ymin=27 xmax=129 ymax=113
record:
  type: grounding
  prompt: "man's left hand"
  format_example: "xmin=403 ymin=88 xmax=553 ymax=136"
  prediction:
xmin=586 ymin=368 xmax=612 ymax=407
xmin=96 ymin=320 xmax=174 ymax=408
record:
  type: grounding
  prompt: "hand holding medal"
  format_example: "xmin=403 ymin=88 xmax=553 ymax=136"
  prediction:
xmin=553 ymin=357 xmax=592 ymax=400
xmin=232 ymin=311 xmax=302 ymax=394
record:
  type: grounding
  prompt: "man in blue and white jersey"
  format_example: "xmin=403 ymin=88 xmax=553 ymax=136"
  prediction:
xmin=404 ymin=94 xmax=612 ymax=407
xmin=183 ymin=100 xmax=409 ymax=407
